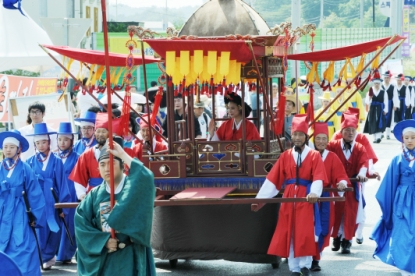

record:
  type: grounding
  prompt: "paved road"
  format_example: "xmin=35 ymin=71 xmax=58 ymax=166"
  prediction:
xmin=43 ymin=134 xmax=401 ymax=275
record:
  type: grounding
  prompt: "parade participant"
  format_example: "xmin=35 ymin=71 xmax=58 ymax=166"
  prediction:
xmin=194 ymin=101 xmax=211 ymax=139
xmin=332 ymin=85 xmax=352 ymax=132
xmin=333 ymin=107 xmax=380 ymax=244
xmin=0 ymin=130 xmax=45 ymax=276
xmin=70 ymin=113 xmax=115 ymax=200
xmin=327 ymin=113 xmax=368 ymax=254
xmin=282 ymin=94 xmax=297 ymax=143
xmin=371 ymin=119 xmax=415 ymax=276
xmin=404 ymin=76 xmax=414 ymax=117
xmin=315 ymin=91 xmax=338 ymax=140
xmin=73 ymin=110 xmax=97 ymax=155
xmin=133 ymin=115 xmax=167 ymax=162
xmin=162 ymin=93 xmax=202 ymax=139
xmin=310 ymin=122 xmax=349 ymax=272
xmin=55 ymin=122 xmax=79 ymax=264
xmin=382 ymin=71 xmax=399 ymax=139
xmin=363 ymin=78 xmax=389 ymax=143
xmin=26 ymin=123 xmax=71 ymax=270
xmin=394 ymin=74 xmax=411 ymax=122
xmin=208 ymin=91 xmax=261 ymax=141
xmin=123 ymin=112 xmax=139 ymax=149
xmin=254 ymin=114 xmax=327 ymax=276
xmin=19 ymin=101 xmax=58 ymax=161
xmin=75 ymin=138 xmax=156 ymax=276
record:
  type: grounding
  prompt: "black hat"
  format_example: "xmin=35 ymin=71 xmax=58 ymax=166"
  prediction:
xmin=98 ymin=136 xmax=124 ymax=163
xmin=224 ymin=92 xmax=252 ymax=118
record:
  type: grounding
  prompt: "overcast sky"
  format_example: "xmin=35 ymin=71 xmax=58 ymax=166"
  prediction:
xmin=109 ymin=0 xmax=205 ymax=8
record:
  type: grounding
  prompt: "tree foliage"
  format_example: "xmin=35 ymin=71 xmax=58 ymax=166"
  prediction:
xmin=0 ymin=70 xmax=40 ymax=77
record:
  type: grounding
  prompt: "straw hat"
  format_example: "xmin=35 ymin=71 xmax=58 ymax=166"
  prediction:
xmin=318 ymin=91 xmax=332 ymax=101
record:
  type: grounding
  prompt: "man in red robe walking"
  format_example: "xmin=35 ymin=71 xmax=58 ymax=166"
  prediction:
xmin=331 ymin=107 xmax=380 ymax=244
xmin=70 ymin=113 xmax=118 ymax=200
xmin=311 ymin=122 xmax=350 ymax=271
xmin=253 ymin=114 xmax=327 ymax=276
xmin=327 ymin=113 xmax=369 ymax=254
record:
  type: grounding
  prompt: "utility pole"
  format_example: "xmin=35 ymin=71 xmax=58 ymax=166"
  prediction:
xmin=320 ymin=0 xmax=324 ymax=28
xmin=390 ymin=0 xmax=403 ymax=59
xmin=360 ymin=0 xmax=364 ymax=28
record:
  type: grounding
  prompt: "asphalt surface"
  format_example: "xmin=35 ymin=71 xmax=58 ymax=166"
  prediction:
xmin=43 ymin=133 xmax=402 ymax=275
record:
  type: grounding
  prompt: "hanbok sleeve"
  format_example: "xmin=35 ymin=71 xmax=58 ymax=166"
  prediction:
xmin=75 ymin=189 xmax=111 ymax=275
xmin=69 ymin=152 xmax=89 ymax=186
xmin=106 ymin=159 xmax=155 ymax=247
xmin=24 ymin=163 xmax=46 ymax=227
xmin=54 ymin=158 xmax=71 ymax=215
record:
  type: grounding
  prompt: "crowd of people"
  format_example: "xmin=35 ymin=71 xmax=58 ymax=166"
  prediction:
xmin=1 ymin=71 xmax=415 ymax=276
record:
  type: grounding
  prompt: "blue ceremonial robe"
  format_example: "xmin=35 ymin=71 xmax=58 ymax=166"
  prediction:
xmin=26 ymin=152 xmax=71 ymax=263
xmin=0 ymin=159 xmax=45 ymax=276
xmin=56 ymin=150 xmax=79 ymax=261
xmin=73 ymin=137 xmax=97 ymax=155
xmin=371 ymin=153 xmax=415 ymax=272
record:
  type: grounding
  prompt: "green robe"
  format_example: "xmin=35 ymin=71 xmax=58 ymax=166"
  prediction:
xmin=75 ymin=159 xmax=156 ymax=276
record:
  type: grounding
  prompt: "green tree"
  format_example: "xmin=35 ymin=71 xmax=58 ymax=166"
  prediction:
xmin=0 ymin=69 xmax=40 ymax=77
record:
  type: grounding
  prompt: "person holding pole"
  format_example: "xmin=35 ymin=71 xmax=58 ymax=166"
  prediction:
xmin=253 ymin=114 xmax=328 ymax=276
xmin=75 ymin=137 xmax=156 ymax=276
xmin=310 ymin=122 xmax=350 ymax=271
xmin=0 ymin=130 xmax=45 ymax=275
xmin=327 ymin=113 xmax=369 ymax=254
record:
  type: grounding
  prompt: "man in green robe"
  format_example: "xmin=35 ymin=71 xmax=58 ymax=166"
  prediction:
xmin=75 ymin=137 xmax=156 ymax=276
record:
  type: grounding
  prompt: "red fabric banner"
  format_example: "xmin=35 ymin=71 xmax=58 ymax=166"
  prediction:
xmin=42 ymin=45 xmax=160 ymax=66
xmin=278 ymin=36 xmax=405 ymax=62
xmin=143 ymin=40 xmax=253 ymax=64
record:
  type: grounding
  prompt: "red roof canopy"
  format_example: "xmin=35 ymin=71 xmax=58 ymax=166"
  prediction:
xmin=279 ymin=36 xmax=405 ymax=62
xmin=143 ymin=39 xmax=253 ymax=64
xmin=42 ymin=45 xmax=160 ymax=66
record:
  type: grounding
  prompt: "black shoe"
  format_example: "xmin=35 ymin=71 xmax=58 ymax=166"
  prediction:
xmin=291 ymin=273 xmax=301 ymax=276
xmin=356 ymin=237 xmax=364 ymax=244
xmin=387 ymin=136 xmax=390 ymax=140
xmin=332 ymin=235 xmax=341 ymax=251
xmin=341 ymin=239 xmax=351 ymax=254
xmin=381 ymin=134 xmax=384 ymax=138
xmin=300 ymin=267 xmax=311 ymax=276
xmin=310 ymin=260 xmax=321 ymax=271
xmin=376 ymin=138 xmax=381 ymax=143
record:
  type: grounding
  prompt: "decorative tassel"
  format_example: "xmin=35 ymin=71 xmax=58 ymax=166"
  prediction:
xmin=151 ymin=86 xmax=164 ymax=127
xmin=274 ymin=92 xmax=286 ymax=135
xmin=120 ymin=85 xmax=132 ymax=136
xmin=307 ymin=85 xmax=315 ymax=123
xmin=309 ymin=31 xmax=316 ymax=52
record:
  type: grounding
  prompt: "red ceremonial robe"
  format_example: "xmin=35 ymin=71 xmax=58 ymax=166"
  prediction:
xmin=216 ymin=118 xmax=261 ymax=140
xmin=266 ymin=148 xmax=327 ymax=258
xmin=332 ymin=132 xmax=378 ymax=164
xmin=326 ymin=140 xmax=368 ymax=240
xmin=69 ymin=147 xmax=101 ymax=194
xmin=314 ymin=150 xmax=350 ymax=260
xmin=133 ymin=141 xmax=168 ymax=162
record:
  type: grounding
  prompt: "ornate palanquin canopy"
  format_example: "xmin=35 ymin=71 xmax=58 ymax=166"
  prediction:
xmin=42 ymin=44 xmax=160 ymax=66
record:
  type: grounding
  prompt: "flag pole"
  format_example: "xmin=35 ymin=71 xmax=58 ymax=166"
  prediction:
xmin=100 ymin=0 xmax=115 ymax=239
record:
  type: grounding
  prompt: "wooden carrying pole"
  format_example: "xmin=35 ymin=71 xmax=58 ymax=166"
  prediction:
xmin=100 ymin=0 xmax=115 ymax=239
xmin=55 ymin=196 xmax=345 ymax=209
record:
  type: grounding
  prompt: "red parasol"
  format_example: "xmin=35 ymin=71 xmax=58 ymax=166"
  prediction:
xmin=42 ymin=44 xmax=160 ymax=66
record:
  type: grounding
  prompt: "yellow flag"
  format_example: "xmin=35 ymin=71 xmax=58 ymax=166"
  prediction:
xmin=180 ymin=51 xmax=190 ymax=76
xmin=166 ymin=51 xmax=176 ymax=76
xmin=207 ymin=51 xmax=217 ymax=75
